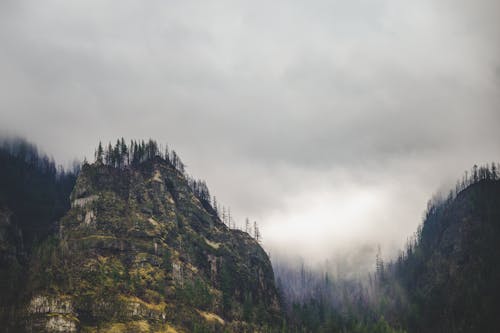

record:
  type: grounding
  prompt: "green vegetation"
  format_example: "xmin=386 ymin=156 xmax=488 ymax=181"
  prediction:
xmin=0 ymin=138 xmax=281 ymax=332
xmin=277 ymin=163 xmax=500 ymax=333
xmin=0 ymin=138 xmax=77 ymax=329
xmin=380 ymin=166 xmax=500 ymax=332
xmin=2 ymin=138 xmax=499 ymax=333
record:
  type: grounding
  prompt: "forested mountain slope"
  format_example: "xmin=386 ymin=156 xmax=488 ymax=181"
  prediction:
xmin=0 ymin=139 xmax=77 ymax=329
xmin=383 ymin=175 xmax=500 ymax=332
xmin=2 ymin=137 xmax=498 ymax=333
xmin=273 ymin=164 xmax=500 ymax=333
xmin=0 ymin=139 xmax=281 ymax=333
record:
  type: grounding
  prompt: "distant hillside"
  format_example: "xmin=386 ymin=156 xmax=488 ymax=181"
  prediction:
xmin=271 ymin=164 xmax=500 ymax=333
xmin=0 ymin=138 xmax=77 ymax=330
xmin=381 ymin=175 xmax=500 ymax=332
xmin=0 ymin=138 xmax=77 ymax=250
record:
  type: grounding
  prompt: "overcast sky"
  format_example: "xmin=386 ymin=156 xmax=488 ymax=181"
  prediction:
xmin=1 ymin=0 xmax=499 ymax=266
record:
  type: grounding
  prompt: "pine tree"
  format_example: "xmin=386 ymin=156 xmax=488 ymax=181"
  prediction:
xmin=212 ymin=196 xmax=218 ymax=217
xmin=375 ymin=245 xmax=384 ymax=280
xmin=120 ymin=138 xmax=128 ymax=166
xmin=95 ymin=141 xmax=104 ymax=164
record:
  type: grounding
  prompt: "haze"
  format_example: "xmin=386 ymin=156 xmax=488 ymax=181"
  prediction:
xmin=1 ymin=0 xmax=499 ymax=267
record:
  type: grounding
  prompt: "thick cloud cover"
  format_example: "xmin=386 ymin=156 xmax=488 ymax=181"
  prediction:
xmin=1 ymin=0 xmax=499 ymax=266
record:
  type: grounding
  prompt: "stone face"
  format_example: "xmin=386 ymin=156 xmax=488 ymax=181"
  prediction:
xmin=27 ymin=296 xmax=78 ymax=333
xmin=45 ymin=316 xmax=77 ymax=332
xmin=71 ymin=195 xmax=99 ymax=208
xmin=28 ymin=295 xmax=74 ymax=314
xmin=21 ymin=158 xmax=281 ymax=332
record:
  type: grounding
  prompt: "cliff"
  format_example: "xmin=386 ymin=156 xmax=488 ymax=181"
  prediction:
xmin=0 ymin=150 xmax=281 ymax=332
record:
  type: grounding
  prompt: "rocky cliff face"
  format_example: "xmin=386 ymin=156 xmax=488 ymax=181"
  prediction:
xmin=22 ymin=158 xmax=280 ymax=332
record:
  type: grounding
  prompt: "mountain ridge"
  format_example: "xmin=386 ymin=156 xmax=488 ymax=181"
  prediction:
xmin=0 ymin=139 xmax=282 ymax=333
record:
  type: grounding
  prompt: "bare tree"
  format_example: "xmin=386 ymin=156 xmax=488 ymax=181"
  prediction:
xmin=254 ymin=221 xmax=261 ymax=243
xmin=245 ymin=217 xmax=250 ymax=234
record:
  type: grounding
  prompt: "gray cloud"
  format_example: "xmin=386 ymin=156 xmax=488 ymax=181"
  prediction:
xmin=1 ymin=0 xmax=499 ymax=265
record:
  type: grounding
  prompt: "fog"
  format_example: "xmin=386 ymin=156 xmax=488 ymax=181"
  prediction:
xmin=1 ymin=0 xmax=499 ymax=269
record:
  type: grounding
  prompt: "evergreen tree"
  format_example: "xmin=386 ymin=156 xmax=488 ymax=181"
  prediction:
xmin=120 ymin=137 xmax=128 ymax=166
xmin=105 ymin=143 xmax=112 ymax=165
xmin=212 ymin=196 xmax=219 ymax=217
xmin=95 ymin=141 xmax=104 ymax=164
xmin=375 ymin=245 xmax=384 ymax=280
xmin=111 ymin=141 xmax=119 ymax=167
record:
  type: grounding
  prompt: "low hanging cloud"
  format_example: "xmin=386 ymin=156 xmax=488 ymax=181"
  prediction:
xmin=1 ymin=0 xmax=499 ymax=265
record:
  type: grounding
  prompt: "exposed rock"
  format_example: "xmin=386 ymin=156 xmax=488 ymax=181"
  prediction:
xmin=71 ymin=195 xmax=98 ymax=208
xmin=28 ymin=295 xmax=74 ymax=315
xmin=45 ymin=315 xmax=77 ymax=332
xmin=83 ymin=210 xmax=95 ymax=225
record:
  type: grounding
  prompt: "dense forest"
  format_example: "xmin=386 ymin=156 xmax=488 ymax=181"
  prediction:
xmin=275 ymin=163 xmax=500 ymax=333
xmin=0 ymin=138 xmax=78 ymax=250
xmin=0 ymin=138 xmax=78 ymax=326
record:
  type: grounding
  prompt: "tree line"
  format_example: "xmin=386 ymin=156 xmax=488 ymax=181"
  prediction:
xmin=274 ymin=162 xmax=500 ymax=333
xmin=94 ymin=138 xmax=185 ymax=172
xmin=92 ymin=138 xmax=262 ymax=242
xmin=373 ymin=162 xmax=500 ymax=332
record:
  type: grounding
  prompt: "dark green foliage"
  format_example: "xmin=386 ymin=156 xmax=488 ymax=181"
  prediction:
xmin=162 ymin=248 xmax=172 ymax=273
xmin=220 ymin=259 xmax=235 ymax=316
xmin=0 ymin=138 xmax=77 ymax=330
xmin=277 ymin=164 xmax=500 ymax=333
xmin=0 ymin=138 xmax=77 ymax=250
xmin=178 ymin=277 xmax=213 ymax=310
xmin=242 ymin=292 xmax=253 ymax=322
xmin=382 ymin=176 xmax=500 ymax=333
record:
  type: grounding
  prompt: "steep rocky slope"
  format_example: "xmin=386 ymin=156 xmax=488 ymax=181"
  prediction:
xmin=21 ymin=157 xmax=280 ymax=332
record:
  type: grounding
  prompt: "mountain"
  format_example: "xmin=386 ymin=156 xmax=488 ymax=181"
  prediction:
xmin=2 ymin=138 xmax=498 ymax=333
xmin=271 ymin=164 xmax=500 ymax=333
xmin=0 ymin=139 xmax=281 ymax=333
xmin=383 ymin=176 xmax=500 ymax=332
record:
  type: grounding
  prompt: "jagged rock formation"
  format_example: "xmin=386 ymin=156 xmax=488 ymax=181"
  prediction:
xmin=20 ymin=157 xmax=280 ymax=332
